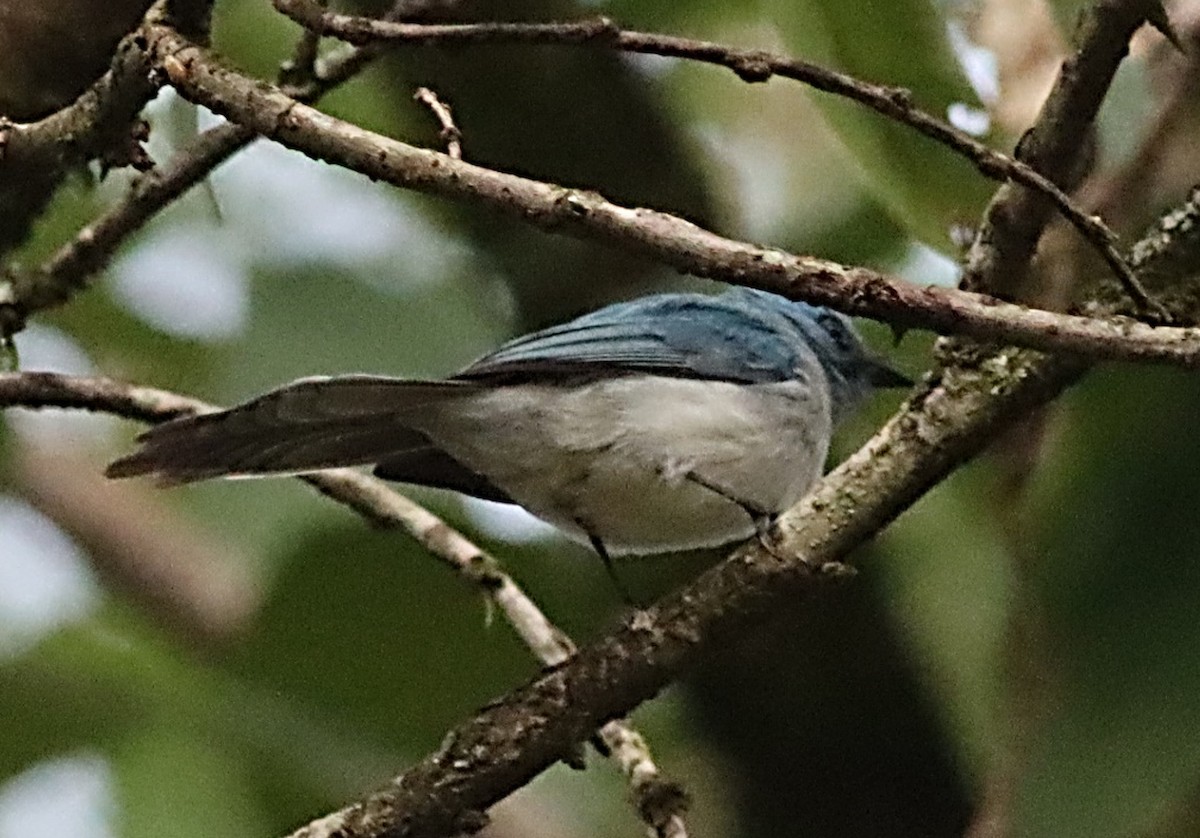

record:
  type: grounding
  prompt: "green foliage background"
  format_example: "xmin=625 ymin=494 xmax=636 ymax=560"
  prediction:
xmin=3 ymin=1 xmax=1200 ymax=837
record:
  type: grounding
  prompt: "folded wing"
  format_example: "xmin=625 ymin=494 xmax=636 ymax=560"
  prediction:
xmin=456 ymin=291 xmax=807 ymax=385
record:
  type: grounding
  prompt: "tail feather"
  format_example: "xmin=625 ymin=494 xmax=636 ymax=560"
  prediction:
xmin=106 ymin=376 xmax=474 ymax=483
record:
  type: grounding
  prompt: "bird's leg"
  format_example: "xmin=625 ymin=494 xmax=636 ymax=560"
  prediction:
xmin=579 ymin=521 xmax=636 ymax=605
xmin=683 ymin=470 xmax=777 ymax=545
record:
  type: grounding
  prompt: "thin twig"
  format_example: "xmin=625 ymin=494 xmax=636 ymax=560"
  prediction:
xmin=2 ymin=122 xmax=254 ymax=324
xmin=268 ymin=0 xmax=1158 ymax=314
xmin=0 ymin=370 xmax=689 ymax=838
xmin=137 ymin=26 xmax=1200 ymax=370
xmin=413 ymin=87 xmax=462 ymax=159
xmin=280 ymin=0 xmax=327 ymax=87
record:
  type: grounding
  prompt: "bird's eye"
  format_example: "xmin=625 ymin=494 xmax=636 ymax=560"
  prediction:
xmin=816 ymin=311 xmax=856 ymax=354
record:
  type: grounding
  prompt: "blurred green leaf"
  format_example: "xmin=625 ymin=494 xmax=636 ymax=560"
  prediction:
xmin=0 ymin=632 xmax=141 ymax=777
xmin=212 ymin=0 xmax=300 ymax=82
xmin=113 ymin=722 xmax=269 ymax=838
xmin=225 ymin=263 xmax=507 ymax=392
xmin=0 ymin=607 xmax=410 ymax=833
xmin=765 ymin=0 xmax=992 ymax=249
xmin=222 ymin=520 xmax=539 ymax=750
xmin=1010 ymin=367 xmax=1200 ymax=838
xmin=878 ymin=465 xmax=1013 ymax=781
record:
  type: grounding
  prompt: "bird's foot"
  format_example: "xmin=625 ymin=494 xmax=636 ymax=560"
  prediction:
xmin=683 ymin=469 xmax=780 ymax=551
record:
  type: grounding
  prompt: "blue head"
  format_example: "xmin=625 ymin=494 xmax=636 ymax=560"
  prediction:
xmin=727 ymin=288 xmax=911 ymax=420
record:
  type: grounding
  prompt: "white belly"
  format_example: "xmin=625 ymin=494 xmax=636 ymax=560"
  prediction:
xmin=418 ymin=375 xmax=832 ymax=555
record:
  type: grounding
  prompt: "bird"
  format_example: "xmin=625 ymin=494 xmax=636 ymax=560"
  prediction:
xmin=107 ymin=286 xmax=910 ymax=562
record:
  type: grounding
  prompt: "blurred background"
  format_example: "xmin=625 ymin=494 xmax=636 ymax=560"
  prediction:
xmin=3 ymin=0 xmax=1200 ymax=836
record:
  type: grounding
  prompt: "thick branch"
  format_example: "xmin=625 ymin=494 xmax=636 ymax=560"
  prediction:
xmin=935 ymin=4 xmax=1176 ymax=833
xmin=0 ymin=355 xmax=1080 ymax=838
xmin=5 ymin=15 xmax=1195 ymax=360
xmin=0 ymin=7 xmax=160 ymax=256
xmin=1 ymin=5 xmax=419 ymax=330
xmin=963 ymin=0 xmax=1171 ymax=299
xmin=269 ymin=0 xmax=1152 ymax=312
xmin=111 ymin=25 xmax=1200 ymax=370
xmin=283 ymin=358 xmax=1085 ymax=838
xmin=275 ymin=182 xmax=1200 ymax=838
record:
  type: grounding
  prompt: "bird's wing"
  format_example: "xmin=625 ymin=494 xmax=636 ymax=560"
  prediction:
xmin=456 ymin=294 xmax=801 ymax=384
xmin=106 ymin=376 xmax=475 ymax=483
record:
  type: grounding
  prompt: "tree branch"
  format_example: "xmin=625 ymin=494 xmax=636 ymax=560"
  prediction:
xmin=0 ymin=6 xmax=1191 ymax=832
xmin=268 ymin=0 xmax=1159 ymax=314
xmin=937 ymin=5 xmax=1179 ymax=834
xmin=282 ymin=358 xmax=1087 ymax=838
xmin=6 ymin=13 xmax=1197 ymax=361
xmin=0 ymin=357 xmax=1080 ymax=838
xmin=90 ymin=23 xmax=1200 ymax=371
xmin=962 ymin=0 xmax=1173 ymax=301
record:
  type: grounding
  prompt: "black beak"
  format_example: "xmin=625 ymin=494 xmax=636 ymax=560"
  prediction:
xmin=865 ymin=358 xmax=913 ymax=389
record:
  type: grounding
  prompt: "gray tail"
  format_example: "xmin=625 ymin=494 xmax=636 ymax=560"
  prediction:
xmin=106 ymin=375 xmax=473 ymax=484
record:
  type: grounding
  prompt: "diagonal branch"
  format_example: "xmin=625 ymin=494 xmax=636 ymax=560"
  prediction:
xmin=291 ymin=337 xmax=1086 ymax=838
xmin=0 ymin=370 xmax=688 ymax=838
xmin=0 ymin=357 xmax=1083 ymax=838
xmin=103 ymin=23 xmax=1200 ymax=370
xmin=268 ymin=0 xmax=1159 ymax=313
xmin=958 ymin=5 xmax=1187 ymax=832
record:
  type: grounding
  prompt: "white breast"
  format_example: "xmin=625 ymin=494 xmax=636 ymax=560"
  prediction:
xmin=418 ymin=375 xmax=833 ymax=555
